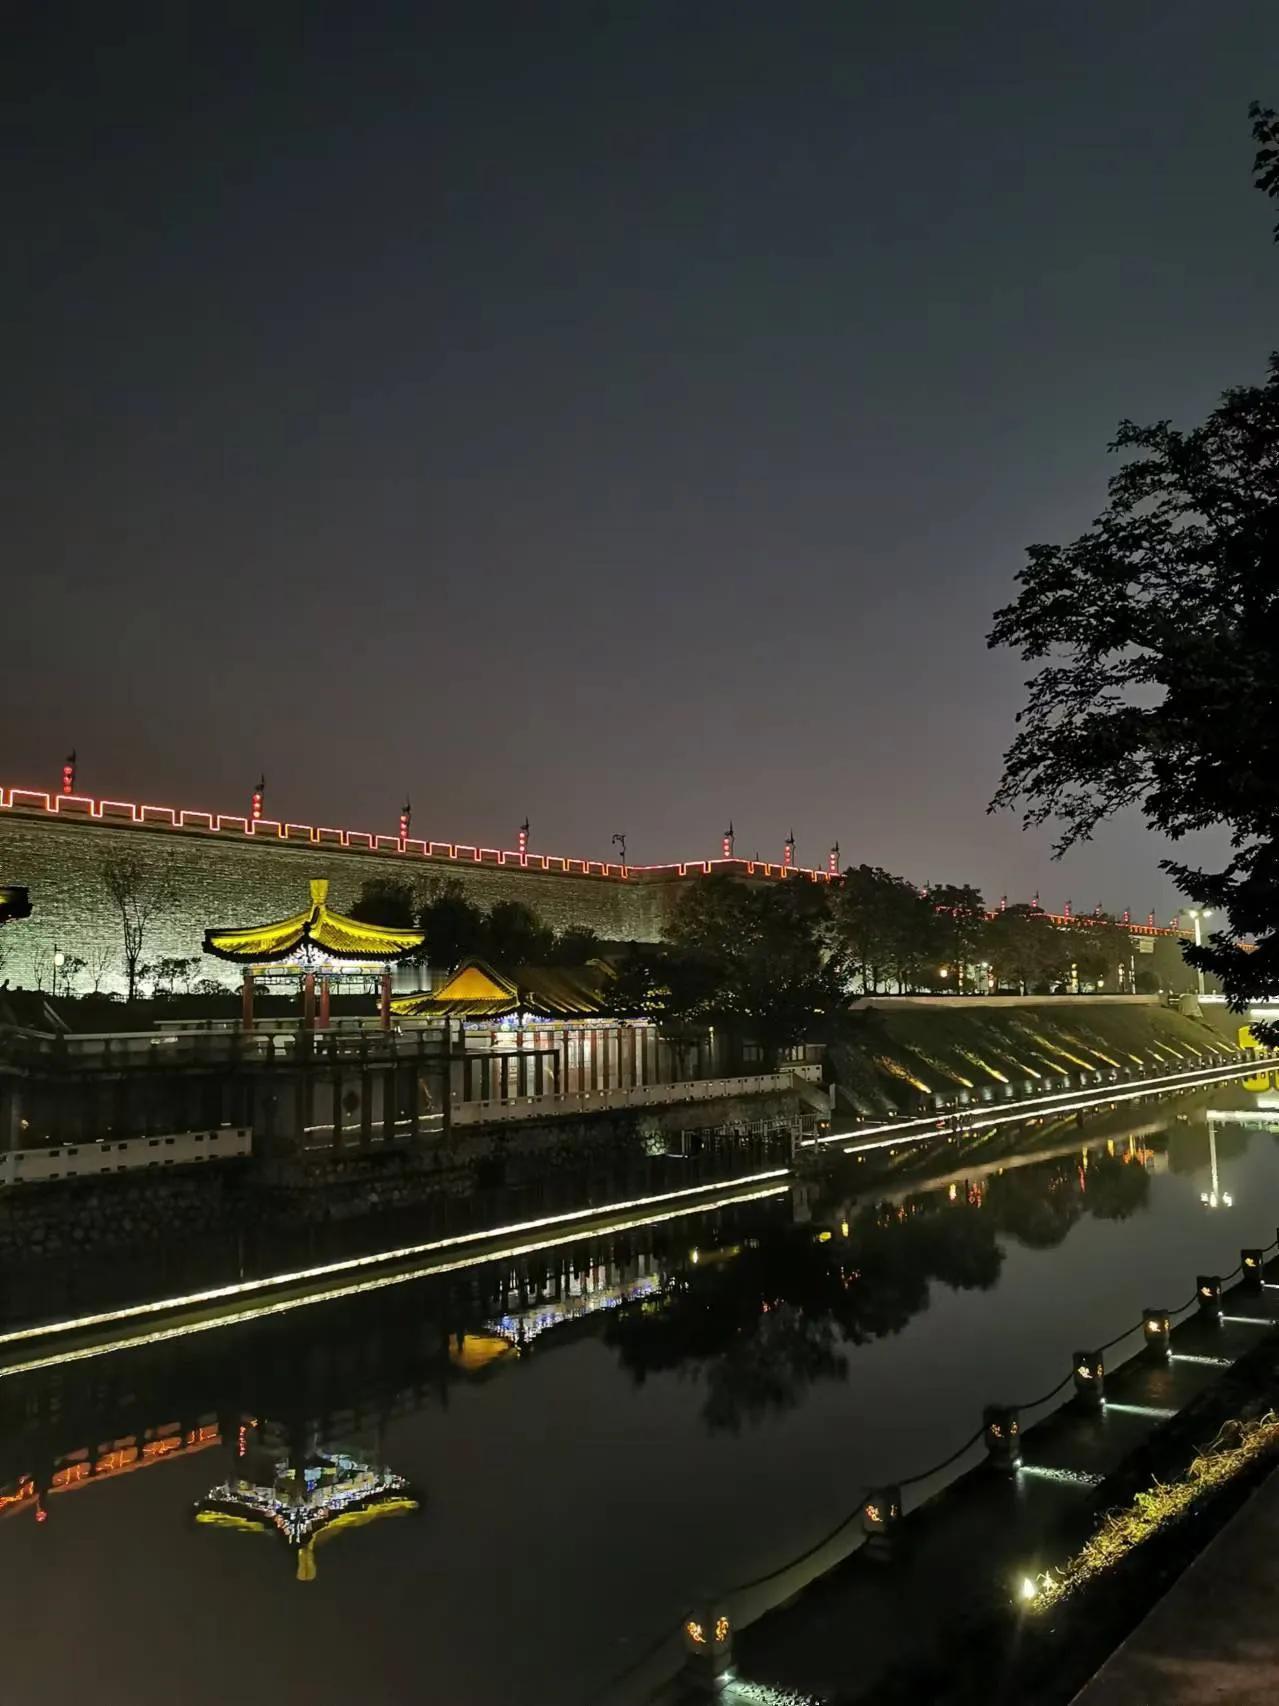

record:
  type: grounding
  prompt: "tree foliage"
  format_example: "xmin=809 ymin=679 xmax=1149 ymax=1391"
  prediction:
xmin=98 ymin=853 xmax=178 ymax=1003
xmin=990 ymin=105 xmax=1279 ymax=1030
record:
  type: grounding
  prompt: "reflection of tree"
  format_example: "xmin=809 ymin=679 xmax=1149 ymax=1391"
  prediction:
xmin=606 ymin=1206 xmax=1003 ymax=1431
xmin=985 ymin=1162 xmax=1084 ymax=1249
xmin=704 ymin=1309 xmax=847 ymax=1434
xmin=1083 ymin=1153 xmax=1152 ymax=1220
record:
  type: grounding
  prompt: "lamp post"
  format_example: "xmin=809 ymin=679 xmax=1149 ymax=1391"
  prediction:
xmin=1201 ymin=1115 xmax=1233 ymax=1210
xmin=52 ymin=949 xmax=65 ymax=999
xmin=1187 ymin=908 xmax=1214 ymax=998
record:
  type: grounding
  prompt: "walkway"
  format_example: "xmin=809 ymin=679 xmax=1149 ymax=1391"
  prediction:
xmin=1071 ymin=1462 xmax=1279 ymax=1706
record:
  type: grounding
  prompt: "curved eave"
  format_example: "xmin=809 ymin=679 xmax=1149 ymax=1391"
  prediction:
xmin=204 ymin=923 xmax=425 ymax=965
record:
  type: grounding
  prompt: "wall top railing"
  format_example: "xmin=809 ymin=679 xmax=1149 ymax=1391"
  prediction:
xmin=0 ymin=785 xmax=836 ymax=887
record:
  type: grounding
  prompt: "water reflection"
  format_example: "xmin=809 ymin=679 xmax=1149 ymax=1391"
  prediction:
xmin=195 ymin=1419 xmax=419 ymax=1580
xmin=606 ymin=1137 xmax=1155 ymax=1431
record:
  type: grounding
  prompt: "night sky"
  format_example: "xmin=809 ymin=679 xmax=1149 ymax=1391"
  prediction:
xmin=6 ymin=3 xmax=1275 ymax=912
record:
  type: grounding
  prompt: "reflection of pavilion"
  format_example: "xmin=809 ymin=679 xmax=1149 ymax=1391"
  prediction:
xmin=193 ymin=1420 xmax=420 ymax=1580
xmin=204 ymin=879 xmax=425 ymax=1031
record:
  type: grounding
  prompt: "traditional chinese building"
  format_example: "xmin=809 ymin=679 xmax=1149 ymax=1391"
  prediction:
xmin=204 ymin=878 xmax=425 ymax=1030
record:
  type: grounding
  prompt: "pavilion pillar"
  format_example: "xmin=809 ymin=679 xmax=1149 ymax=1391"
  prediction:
xmin=380 ymin=970 xmax=392 ymax=1032
xmin=318 ymin=978 xmax=331 ymax=1030
xmin=241 ymin=970 xmax=255 ymax=1034
xmin=302 ymin=973 xmax=316 ymax=1031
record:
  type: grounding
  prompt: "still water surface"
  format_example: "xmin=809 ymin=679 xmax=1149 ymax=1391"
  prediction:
xmin=3 ymin=1091 xmax=1278 ymax=1706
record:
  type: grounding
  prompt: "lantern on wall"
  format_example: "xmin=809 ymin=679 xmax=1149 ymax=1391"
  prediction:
xmin=518 ymin=819 xmax=529 ymax=858
xmin=828 ymin=842 xmax=840 ymax=876
xmin=60 ymin=750 xmax=76 ymax=795
xmin=251 ymin=775 xmax=265 ymax=823
xmin=399 ymin=798 xmax=411 ymax=842
xmin=783 ymin=831 xmax=795 ymax=870
xmin=861 ymin=1485 xmax=902 ymax=1559
xmin=722 ymin=822 xmax=734 ymax=859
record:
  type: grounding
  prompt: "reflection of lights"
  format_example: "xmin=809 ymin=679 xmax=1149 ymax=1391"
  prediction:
xmin=0 ymin=1180 xmax=790 ymax=1381
xmin=0 ymin=1170 xmax=789 ymax=1357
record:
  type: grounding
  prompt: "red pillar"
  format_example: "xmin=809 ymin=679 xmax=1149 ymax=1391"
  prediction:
xmin=241 ymin=969 xmax=255 ymax=1034
xmin=302 ymin=972 xmax=316 ymax=1031
xmin=318 ymin=977 xmax=331 ymax=1030
xmin=380 ymin=970 xmax=392 ymax=1032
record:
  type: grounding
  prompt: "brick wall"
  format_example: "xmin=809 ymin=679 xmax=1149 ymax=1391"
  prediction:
xmin=0 ymin=809 xmax=681 ymax=994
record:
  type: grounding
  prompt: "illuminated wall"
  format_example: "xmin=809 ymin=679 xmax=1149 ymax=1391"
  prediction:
xmin=0 ymin=805 xmax=685 ymax=995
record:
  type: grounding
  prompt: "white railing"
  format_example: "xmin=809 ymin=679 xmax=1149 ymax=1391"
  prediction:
xmin=1 ymin=1127 xmax=252 ymax=1187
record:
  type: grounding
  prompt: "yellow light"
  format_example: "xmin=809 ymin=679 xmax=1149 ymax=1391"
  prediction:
xmin=840 ymin=1220 xmax=850 ymax=1238
xmin=1019 ymin=1576 xmax=1038 ymax=1603
xmin=685 ymin=1620 xmax=706 ymax=1645
xmin=714 ymin=1616 xmax=730 ymax=1643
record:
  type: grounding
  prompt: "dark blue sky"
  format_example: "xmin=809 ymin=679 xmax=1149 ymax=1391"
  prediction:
xmin=5 ymin=2 xmax=1274 ymax=911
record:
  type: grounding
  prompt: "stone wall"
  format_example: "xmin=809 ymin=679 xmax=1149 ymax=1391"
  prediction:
xmin=0 ymin=805 xmax=686 ymax=994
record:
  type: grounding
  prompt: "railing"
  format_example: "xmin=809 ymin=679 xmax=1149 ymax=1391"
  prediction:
xmin=451 ymin=1066 xmax=822 ymax=1126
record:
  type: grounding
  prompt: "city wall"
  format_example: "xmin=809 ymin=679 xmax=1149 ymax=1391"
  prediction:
xmin=0 ymin=789 xmax=826 ymax=994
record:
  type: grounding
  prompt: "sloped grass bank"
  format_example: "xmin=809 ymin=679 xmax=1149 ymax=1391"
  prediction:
xmin=830 ymin=1000 xmax=1232 ymax=1117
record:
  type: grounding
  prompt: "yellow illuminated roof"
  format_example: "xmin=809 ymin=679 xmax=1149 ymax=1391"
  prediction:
xmin=204 ymin=879 xmax=425 ymax=965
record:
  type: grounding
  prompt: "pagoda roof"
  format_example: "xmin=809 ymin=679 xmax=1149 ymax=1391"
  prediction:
xmin=392 ymin=956 xmax=618 ymax=1020
xmin=203 ymin=879 xmax=425 ymax=965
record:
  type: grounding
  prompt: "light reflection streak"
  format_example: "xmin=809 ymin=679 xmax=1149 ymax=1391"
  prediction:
xmin=0 ymin=1183 xmax=789 ymax=1382
xmin=0 ymin=1169 xmax=789 ymax=1353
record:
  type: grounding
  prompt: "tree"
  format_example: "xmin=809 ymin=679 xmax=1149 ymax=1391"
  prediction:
xmin=98 ymin=853 xmax=178 ymax=1003
xmin=56 ymin=954 xmax=88 ymax=998
xmin=86 ymin=944 xmax=113 ymax=994
xmin=349 ymin=878 xmax=418 ymax=930
xmin=989 ymin=107 xmax=1279 ymax=1034
xmin=929 ymin=884 xmax=987 ymax=991
xmin=830 ymin=865 xmax=936 ymax=993
xmin=417 ymin=882 xmax=487 ymax=973
xmin=1065 ymin=917 xmax=1135 ymax=992
xmin=983 ymin=903 xmax=1070 ymax=993
xmin=665 ymin=875 xmax=844 ymax=1066
xmin=151 ymin=955 xmax=199 ymax=997
xmin=483 ymin=900 xmax=554 ymax=965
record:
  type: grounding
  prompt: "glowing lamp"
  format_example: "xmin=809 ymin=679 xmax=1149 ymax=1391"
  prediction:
xmin=60 ymin=750 xmax=76 ymax=795
xmin=251 ymin=775 xmax=265 ymax=822
xmin=722 ymin=822 xmax=734 ymax=859
xmin=399 ymin=799 xmax=411 ymax=842
xmin=1143 ymin=1309 xmax=1171 ymax=1359
xmin=983 ymin=1405 xmax=1022 ymax=1473
xmin=828 ymin=842 xmax=840 ymax=877
xmin=783 ymin=831 xmax=795 ymax=870
xmin=1072 ymin=1350 xmax=1104 ymax=1410
xmin=861 ymin=1485 xmax=902 ymax=1559
xmin=1241 ymin=1249 xmax=1264 ymax=1291
xmin=1197 ymin=1275 xmax=1222 ymax=1318
xmin=518 ymin=818 xmax=529 ymax=858
xmin=681 ymin=1602 xmax=733 ymax=1694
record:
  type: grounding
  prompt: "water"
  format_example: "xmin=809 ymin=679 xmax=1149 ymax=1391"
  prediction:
xmin=2 ymin=1090 xmax=1278 ymax=1706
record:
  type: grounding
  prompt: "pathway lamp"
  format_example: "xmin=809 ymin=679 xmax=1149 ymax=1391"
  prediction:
xmin=1143 ymin=1309 xmax=1172 ymax=1360
xmin=983 ymin=1405 xmax=1022 ymax=1473
xmin=681 ymin=1603 xmax=733 ymax=1695
xmin=1197 ymin=1275 xmax=1223 ymax=1319
xmin=1072 ymin=1351 xmax=1105 ymax=1410
xmin=861 ymin=1486 xmax=902 ymax=1559
xmin=1241 ymin=1250 xmax=1265 ymax=1292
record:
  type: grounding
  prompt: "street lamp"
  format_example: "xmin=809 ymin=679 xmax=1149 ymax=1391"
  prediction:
xmin=52 ymin=948 xmax=65 ymax=999
xmin=1200 ymin=1115 xmax=1233 ymax=1210
xmin=1187 ymin=908 xmax=1214 ymax=998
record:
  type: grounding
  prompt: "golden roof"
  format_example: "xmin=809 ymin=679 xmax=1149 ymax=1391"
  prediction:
xmin=392 ymin=957 xmax=618 ymax=1020
xmin=204 ymin=879 xmax=425 ymax=965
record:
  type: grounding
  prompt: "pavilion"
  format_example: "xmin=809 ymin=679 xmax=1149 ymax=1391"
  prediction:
xmin=193 ymin=1445 xmax=420 ymax=1581
xmin=390 ymin=956 xmax=619 ymax=1024
xmin=204 ymin=878 xmax=425 ymax=1031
